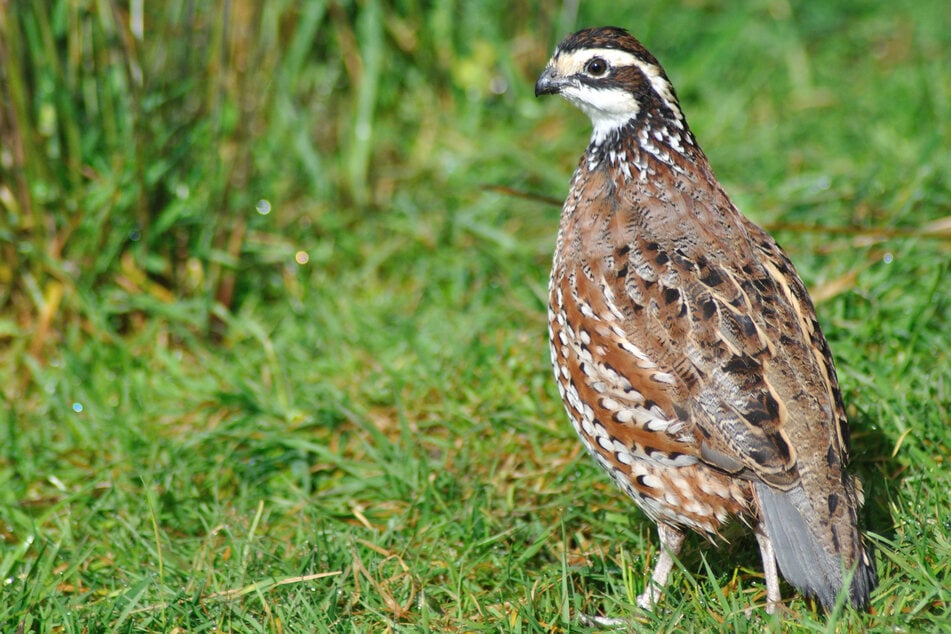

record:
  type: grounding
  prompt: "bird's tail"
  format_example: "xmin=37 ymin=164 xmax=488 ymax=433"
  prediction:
xmin=754 ymin=482 xmax=876 ymax=610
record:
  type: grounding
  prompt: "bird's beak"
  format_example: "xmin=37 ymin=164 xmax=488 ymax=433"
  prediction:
xmin=535 ymin=64 xmax=563 ymax=97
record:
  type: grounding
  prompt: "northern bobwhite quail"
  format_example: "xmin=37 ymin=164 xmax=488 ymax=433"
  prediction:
xmin=535 ymin=26 xmax=876 ymax=613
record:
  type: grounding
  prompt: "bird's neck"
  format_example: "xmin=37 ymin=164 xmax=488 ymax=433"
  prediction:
xmin=585 ymin=109 xmax=704 ymax=181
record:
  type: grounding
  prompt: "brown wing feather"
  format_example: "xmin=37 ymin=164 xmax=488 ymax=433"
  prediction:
xmin=558 ymin=162 xmax=845 ymax=490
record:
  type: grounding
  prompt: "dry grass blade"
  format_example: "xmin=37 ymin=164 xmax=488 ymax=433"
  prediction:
xmin=119 ymin=571 xmax=345 ymax=617
xmin=202 ymin=571 xmax=344 ymax=601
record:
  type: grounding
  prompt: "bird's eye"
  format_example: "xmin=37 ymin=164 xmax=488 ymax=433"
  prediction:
xmin=585 ymin=58 xmax=608 ymax=77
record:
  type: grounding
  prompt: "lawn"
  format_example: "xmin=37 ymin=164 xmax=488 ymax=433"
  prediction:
xmin=1 ymin=1 xmax=949 ymax=632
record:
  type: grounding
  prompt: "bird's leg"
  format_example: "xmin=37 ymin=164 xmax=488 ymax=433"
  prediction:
xmin=579 ymin=524 xmax=685 ymax=627
xmin=754 ymin=524 xmax=782 ymax=614
xmin=636 ymin=523 xmax=686 ymax=610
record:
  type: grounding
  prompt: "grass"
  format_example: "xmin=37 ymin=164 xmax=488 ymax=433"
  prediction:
xmin=1 ymin=0 xmax=949 ymax=631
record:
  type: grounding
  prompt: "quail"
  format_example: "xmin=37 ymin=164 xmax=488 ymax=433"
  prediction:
xmin=535 ymin=27 xmax=876 ymax=613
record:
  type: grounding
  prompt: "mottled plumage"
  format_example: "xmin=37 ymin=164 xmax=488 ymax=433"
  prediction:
xmin=536 ymin=26 xmax=875 ymax=613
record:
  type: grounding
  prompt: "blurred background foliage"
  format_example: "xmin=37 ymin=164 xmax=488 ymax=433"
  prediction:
xmin=1 ymin=1 xmax=563 ymax=349
xmin=1 ymin=0 xmax=949 ymax=630
xmin=2 ymin=0 xmax=948 ymax=360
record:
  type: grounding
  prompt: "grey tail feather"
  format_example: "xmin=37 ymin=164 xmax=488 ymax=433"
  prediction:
xmin=755 ymin=483 xmax=876 ymax=610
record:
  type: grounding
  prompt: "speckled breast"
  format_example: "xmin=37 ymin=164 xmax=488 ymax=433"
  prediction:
xmin=547 ymin=271 xmax=749 ymax=535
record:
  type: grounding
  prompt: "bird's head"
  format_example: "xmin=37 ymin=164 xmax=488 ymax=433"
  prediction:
xmin=535 ymin=27 xmax=687 ymax=146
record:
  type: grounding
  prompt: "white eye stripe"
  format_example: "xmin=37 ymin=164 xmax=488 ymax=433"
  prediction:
xmin=572 ymin=48 xmax=641 ymax=70
xmin=554 ymin=47 xmax=681 ymax=121
xmin=631 ymin=59 xmax=681 ymax=121
xmin=555 ymin=48 xmax=640 ymax=76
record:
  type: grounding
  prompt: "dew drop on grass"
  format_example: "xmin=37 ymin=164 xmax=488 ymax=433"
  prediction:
xmin=71 ymin=402 xmax=84 ymax=413
xmin=883 ymin=252 xmax=893 ymax=264
xmin=295 ymin=251 xmax=309 ymax=265
xmin=256 ymin=199 xmax=271 ymax=215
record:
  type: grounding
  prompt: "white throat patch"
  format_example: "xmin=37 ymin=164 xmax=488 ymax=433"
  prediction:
xmin=560 ymin=84 xmax=640 ymax=145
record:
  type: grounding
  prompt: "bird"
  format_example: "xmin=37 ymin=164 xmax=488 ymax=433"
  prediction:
xmin=534 ymin=26 xmax=876 ymax=614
